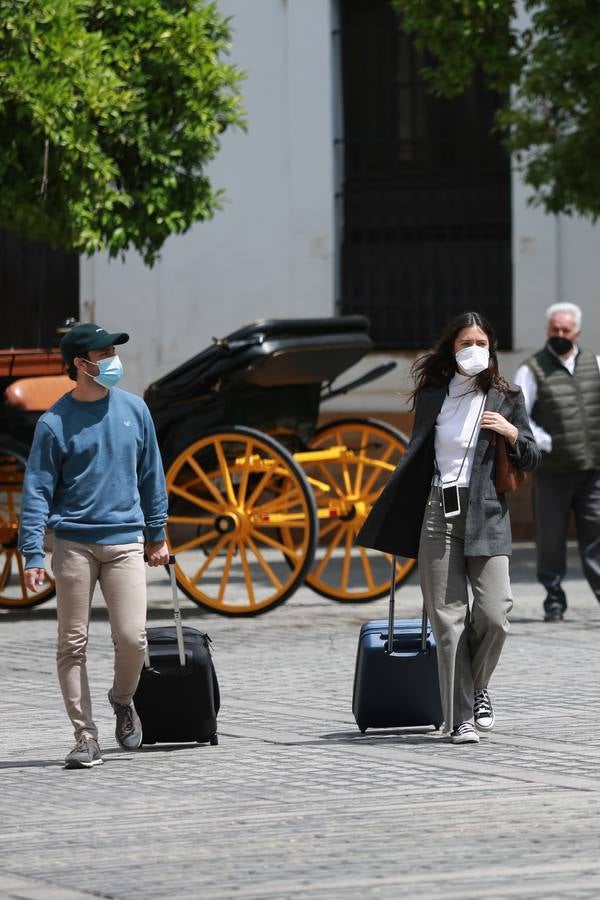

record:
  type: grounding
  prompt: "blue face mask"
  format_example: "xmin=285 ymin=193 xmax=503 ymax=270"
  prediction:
xmin=84 ymin=354 xmax=124 ymax=389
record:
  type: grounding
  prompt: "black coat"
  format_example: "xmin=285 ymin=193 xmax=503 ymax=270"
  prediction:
xmin=355 ymin=384 xmax=541 ymax=558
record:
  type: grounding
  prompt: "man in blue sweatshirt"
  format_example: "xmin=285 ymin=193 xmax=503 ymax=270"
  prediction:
xmin=19 ymin=323 xmax=169 ymax=769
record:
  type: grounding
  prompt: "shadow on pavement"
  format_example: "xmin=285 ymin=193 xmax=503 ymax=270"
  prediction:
xmin=0 ymin=758 xmax=66 ymax=770
xmin=0 ymin=606 xmax=209 ymax=624
xmin=0 ymin=743 xmax=210 ymax=770
xmin=319 ymin=727 xmax=444 ymax=746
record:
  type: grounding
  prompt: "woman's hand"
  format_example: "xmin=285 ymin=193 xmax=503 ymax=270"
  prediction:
xmin=480 ymin=411 xmax=518 ymax=447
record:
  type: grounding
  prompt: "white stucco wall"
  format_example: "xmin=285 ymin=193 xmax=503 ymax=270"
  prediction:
xmin=79 ymin=0 xmax=600 ymax=411
xmin=513 ymin=196 xmax=600 ymax=357
xmin=81 ymin=0 xmax=336 ymax=397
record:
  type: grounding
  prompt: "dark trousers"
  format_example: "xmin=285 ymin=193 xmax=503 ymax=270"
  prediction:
xmin=533 ymin=469 xmax=600 ymax=611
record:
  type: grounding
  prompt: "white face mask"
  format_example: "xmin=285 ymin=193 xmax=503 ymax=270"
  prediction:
xmin=455 ymin=345 xmax=490 ymax=376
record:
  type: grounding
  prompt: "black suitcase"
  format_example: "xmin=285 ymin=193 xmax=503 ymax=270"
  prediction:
xmin=352 ymin=556 xmax=444 ymax=732
xmin=134 ymin=556 xmax=220 ymax=746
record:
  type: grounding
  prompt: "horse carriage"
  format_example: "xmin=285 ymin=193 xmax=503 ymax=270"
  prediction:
xmin=0 ymin=316 xmax=415 ymax=614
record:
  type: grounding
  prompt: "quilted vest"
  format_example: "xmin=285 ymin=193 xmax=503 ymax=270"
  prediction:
xmin=526 ymin=347 xmax=600 ymax=473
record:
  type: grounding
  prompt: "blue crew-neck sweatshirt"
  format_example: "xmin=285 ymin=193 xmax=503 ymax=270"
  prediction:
xmin=19 ymin=388 xmax=168 ymax=569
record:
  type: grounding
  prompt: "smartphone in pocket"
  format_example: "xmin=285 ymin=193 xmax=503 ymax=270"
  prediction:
xmin=441 ymin=483 xmax=461 ymax=518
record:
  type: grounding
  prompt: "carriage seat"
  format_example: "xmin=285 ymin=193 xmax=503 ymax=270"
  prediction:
xmin=4 ymin=375 xmax=73 ymax=411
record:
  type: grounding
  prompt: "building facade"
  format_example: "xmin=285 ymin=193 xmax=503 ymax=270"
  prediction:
xmin=80 ymin=0 xmax=600 ymax=406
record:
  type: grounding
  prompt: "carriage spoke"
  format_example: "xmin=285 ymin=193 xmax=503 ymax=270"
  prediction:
xmin=14 ymin=550 xmax=29 ymax=601
xmin=247 ymin=536 xmax=284 ymax=588
xmin=168 ymin=516 xmax=214 ymax=526
xmin=250 ymin=527 xmax=303 ymax=562
xmin=185 ymin=454 xmax=229 ymax=507
xmin=217 ymin=542 xmax=235 ymax=605
xmin=215 ymin=441 xmax=237 ymax=506
xmin=314 ymin=463 xmax=345 ymax=499
xmin=238 ymin=542 xmax=256 ymax=605
xmin=334 ymin=429 xmax=353 ymax=495
xmin=360 ymin=441 xmax=397 ymax=497
xmin=168 ymin=483 xmax=222 ymax=515
xmin=170 ymin=528 xmax=220 ymax=556
xmin=340 ymin=529 xmax=355 ymax=592
xmin=359 ymin=547 xmax=377 ymax=592
xmin=317 ymin=518 xmax=341 ymax=540
xmin=251 ymin=488 xmax=302 ymax=517
xmin=236 ymin=440 xmax=253 ymax=506
xmin=191 ymin=534 xmax=230 ymax=582
xmin=245 ymin=469 xmax=274 ymax=510
xmin=312 ymin=521 xmax=348 ymax=580
xmin=0 ymin=553 xmax=10 ymax=590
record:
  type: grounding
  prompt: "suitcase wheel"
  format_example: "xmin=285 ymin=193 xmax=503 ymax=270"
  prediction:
xmin=209 ymin=733 xmax=219 ymax=746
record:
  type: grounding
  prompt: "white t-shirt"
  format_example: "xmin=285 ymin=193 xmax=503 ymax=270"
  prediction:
xmin=514 ymin=346 xmax=600 ymax=453
xmin=434 ymin=372 xmax=485 ymax=487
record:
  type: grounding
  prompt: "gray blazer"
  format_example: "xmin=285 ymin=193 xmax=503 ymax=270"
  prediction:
xmin=356 ymin=383 xmax=541 ymax=558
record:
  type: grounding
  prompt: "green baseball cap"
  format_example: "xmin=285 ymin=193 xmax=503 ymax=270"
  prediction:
xmin=60 ymin=323 xmax=129 ymax=365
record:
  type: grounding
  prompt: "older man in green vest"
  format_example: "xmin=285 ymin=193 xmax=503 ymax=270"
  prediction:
xmin=515 ymin=303 xmax=600 ymax=622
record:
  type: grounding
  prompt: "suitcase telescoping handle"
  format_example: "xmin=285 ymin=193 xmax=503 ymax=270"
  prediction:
xmin=387 ymin=555 xmax=428 ymax=655
xmin=143 ymin=553 xmax=186 ymax=668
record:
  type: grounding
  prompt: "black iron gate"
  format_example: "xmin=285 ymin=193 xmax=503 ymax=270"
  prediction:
xmin=338 ymin=0 xmax=512 ymax=348
xmin=0 ymin=228 xmax=79 ymax=349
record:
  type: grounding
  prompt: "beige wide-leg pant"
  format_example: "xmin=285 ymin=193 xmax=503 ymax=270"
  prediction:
xmin=418 ymin=487 xmax=513 ymax=733
xmin=52 ymin=539 xmax=147 ymax=742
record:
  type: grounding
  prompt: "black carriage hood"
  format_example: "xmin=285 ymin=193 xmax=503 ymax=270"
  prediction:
xmin=144 ymin=316 xmax=373 ymax=409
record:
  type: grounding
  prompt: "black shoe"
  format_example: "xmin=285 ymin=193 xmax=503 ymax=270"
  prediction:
xmin=544 ymin=605 xmax=564 ymax=622
xmin=543 ymin=588 xmax=566 ymax=622
xmin=108 ymin=689 xmax=143 ymax=750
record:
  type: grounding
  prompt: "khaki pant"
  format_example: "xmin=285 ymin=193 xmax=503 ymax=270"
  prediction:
xmin=52 ymin=539 xmax=147 ymax=742
xmin=418 ymin=488 xmax=513 ymax=732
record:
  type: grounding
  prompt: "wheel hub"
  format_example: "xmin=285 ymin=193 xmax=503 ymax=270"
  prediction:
xmin=215 ymin=514 xmax=237 ymax=534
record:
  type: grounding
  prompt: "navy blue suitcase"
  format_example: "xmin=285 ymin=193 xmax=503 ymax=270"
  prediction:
xmin=352 ymin=557 xmax=444 ymax=732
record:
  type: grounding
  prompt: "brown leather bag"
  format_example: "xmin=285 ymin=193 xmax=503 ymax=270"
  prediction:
xmin=494 ymin=434 xmax=526 ymax=494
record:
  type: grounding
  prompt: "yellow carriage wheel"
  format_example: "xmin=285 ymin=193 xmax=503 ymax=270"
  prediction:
xmin=165 ymin=426 xmax=318 ymax=616
xmin=294 ymin=418 xmax=416 ymax=601
xmin=0 ymin=447 xmax=56 ymax=609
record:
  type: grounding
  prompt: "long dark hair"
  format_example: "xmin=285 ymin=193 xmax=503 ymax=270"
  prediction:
xmin=408 ymin=311 xmax=511 ymax=408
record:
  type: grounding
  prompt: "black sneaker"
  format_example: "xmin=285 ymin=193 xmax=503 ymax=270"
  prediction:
xmin=544 ymin=589 xmax=566 ymax=622
xmin=451 ymin=722 xmax=480 ymax=744
xmin=474 ymin=688 xmax=495 ymax=731
xmin=544 ymin=605 xmax=564 ymax=622
xmin=108 ymin=689 xmax=143 ymax=750
xmin=64 ymin=736 xmax=104 ymax=769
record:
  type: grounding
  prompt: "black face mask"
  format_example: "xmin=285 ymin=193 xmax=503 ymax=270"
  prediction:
xmin=548 ymin=335 xmax=573 ymax=356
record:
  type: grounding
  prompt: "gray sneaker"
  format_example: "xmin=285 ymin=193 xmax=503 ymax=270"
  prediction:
xmin=64 ymin=736 xmax=104 ymax=769
xmin=108 ymin=690 xmax=143 ymax=750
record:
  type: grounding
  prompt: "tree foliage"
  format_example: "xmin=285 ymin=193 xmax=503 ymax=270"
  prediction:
xmin=0 ymin=0 xmax=245 ymax=264
xmin=390 ymin=0 xmax=600 ymax=220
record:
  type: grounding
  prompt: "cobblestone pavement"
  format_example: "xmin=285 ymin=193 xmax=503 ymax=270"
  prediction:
xmin=1 ymin=544 xmax=599 ymax=899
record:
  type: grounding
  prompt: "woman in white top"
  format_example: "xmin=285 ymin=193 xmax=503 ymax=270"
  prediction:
xmin=357 ymin=312 xmax=540 ymax=744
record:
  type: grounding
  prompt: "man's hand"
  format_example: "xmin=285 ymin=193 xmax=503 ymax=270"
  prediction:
xmin=145 ymin=540 xmax=170 ymax=567
xmin=25 ymin=568 xmax=45 ymax=593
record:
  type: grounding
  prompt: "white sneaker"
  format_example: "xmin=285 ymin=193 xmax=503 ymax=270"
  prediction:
xmin=474 ymin=688 xmax=495 ymax=731
xmin=451 ymin=722 xmax=480 ymax=744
